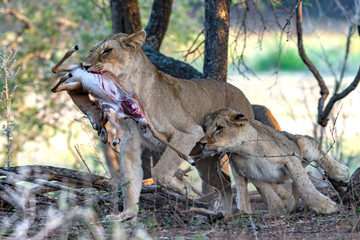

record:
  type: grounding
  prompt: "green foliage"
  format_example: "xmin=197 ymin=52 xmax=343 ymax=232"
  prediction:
xmin=253 ymin=47 xmax=306 ymax=72
xmin=0 ymin=0 xmax=111 ymax=164
xmin=0 ymin=48 xmax=18 ymax=166
xmin=157 ymin=0 xmax=204 ymax=55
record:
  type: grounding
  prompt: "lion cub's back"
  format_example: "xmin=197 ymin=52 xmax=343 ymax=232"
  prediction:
xmin=249 ymin=120 xmax=301 ymax=156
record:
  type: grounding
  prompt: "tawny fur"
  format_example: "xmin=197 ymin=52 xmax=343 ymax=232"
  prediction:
xmin=200 ymin=108 xmax=349 ymax=215
xmin=81 ymin=30 xmax=282 ymax=220
xmin=51 ymin=46 xmax=196 ymax=166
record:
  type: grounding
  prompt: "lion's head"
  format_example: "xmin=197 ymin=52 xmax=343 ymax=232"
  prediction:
xmin=83 ymin=30 xmax=146 ymax=77
xmin=200 ymin=108 xmax=251 ymax=152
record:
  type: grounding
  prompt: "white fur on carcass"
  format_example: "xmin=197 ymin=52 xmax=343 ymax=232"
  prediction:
xmin=53 ymin=65 xmax=196 ymax=165
xmin=61 ymin=67 xmax=146 ymax=145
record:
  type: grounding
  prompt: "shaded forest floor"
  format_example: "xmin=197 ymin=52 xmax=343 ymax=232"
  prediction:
xmin=1 ymin=194 xmax=359 ymax=239
xmin=0 ymin=165 xmax=359 ymax=239
xmin=144 ymin=209 xmax=359 ymax=239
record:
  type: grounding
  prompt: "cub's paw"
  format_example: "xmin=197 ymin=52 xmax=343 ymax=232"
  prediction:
xmin=328 ymin=164 xmax=350 ymax=182
xmin=311 ymin=197 xmax=338 ymax=214
xmin=104 ymin=210 xmax=137 ymax=223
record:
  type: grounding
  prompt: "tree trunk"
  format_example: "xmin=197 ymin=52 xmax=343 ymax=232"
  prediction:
xmin=145 ymin=0 xmax=173 ymax=51
xmin=203 ymin=0 xmax=231 ymax=82
xmin=110 ymin=0 xmax=142 ymax=34
xmin=142 ymin=45 xmax=202 ymax=79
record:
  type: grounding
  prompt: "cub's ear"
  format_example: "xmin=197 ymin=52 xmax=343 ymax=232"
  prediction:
xmin=123 ymin=30 xmax=146 ymax=52
xmin=230 ymin=113 xmax=248 ymax=127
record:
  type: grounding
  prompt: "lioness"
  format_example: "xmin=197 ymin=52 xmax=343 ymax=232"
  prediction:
xmin=81 ymin=30 xmax=280 ymax=220
xmin=200 ymin=108 xmax=349 ymax=214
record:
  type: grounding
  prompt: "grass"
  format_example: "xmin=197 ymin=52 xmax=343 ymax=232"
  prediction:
xmin=239 ymin=31 xmax=360 ymax=73
xmin=0 ymin=47 xmax=18 ymax=167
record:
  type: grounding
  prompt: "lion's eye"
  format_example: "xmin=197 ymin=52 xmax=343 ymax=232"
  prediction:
xmin=215 ymin=125 xmax=223 ymax=133
xmin=102 ymin=48 xmax=112 ymax=55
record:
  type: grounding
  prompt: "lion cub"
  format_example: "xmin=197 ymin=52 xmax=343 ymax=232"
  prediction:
xmin=200 ymin=108 xmax=349 ymax=215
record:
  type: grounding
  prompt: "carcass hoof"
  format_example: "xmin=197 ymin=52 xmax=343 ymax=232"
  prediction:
xmin=112 ymin=140 xmax=119 ymax=146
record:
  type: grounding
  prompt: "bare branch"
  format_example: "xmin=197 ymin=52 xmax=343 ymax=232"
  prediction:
xmin=89 ymin=0 xmax=110 ymax=20
xmin=318 ymin=67 xmax=360 ymax=126
xmin=144 ymin=0 xmax=173 ymax=51
xmin=0 ymin=8 xmax=33 ymax=49
xmin=183 ymin=29 xmax=205 ymax=62
xmin=0 ymin=8 xmax=32 ymax=29
xmin=336 ymin=25 xmax=354 ymax=93
xmin=294 ymin=1 xmax=360 ymax=127
xmin=334 ymin=0 xmax=352 ymax=23
xmin=296 ymin=1 xmax=329 ymax=102
xmin=282 ymin=0 xmax=302 ymax=31
xmin=0 ymin=165 xmax=117 ymax=190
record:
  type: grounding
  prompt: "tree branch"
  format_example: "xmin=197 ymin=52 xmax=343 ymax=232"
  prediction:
xmin=144 ymin=0 xmax=173 ymax=51
xmin=0 ymin=165 xmax=117 ymax=190
xmin=142 ymin=45 xmax=202 ymax=79
xmin=109 ymin=0 xmax=141 ymax=34
xmin=0 ymin=8 xmax=32 ymax=29
xmin=336 ymin=25 xmax=354 ymax=93
xmin=296 ymin=1 xmax=329 ymax=102
xmin=318 ymin=67 xmax=360 ymax=126
xmin=295 ymin=1 xmax=359 ymax=127
xmin=203 ymin=0 xmax=231 ymax=82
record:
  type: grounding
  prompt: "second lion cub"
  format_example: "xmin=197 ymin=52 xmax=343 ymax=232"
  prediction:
xmin=200 ymin=108 xmax=349 ymax=214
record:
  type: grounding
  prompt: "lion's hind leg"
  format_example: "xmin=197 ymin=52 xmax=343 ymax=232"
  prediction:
xmin=286 ymin=156 xmax=338 ymax=214
xmin=297 ymin=136 xmax=349 ymax=182
xmin=273 ymin=183 xmax=296 ymax=213
xmin=252 ymin=181 xmax=291 ymax=217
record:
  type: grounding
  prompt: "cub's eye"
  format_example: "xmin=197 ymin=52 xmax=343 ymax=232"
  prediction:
xmin=102 ymin=48 xmax=112 ymax=55
xmin=215 ymin=125 xmax=223 ymax=133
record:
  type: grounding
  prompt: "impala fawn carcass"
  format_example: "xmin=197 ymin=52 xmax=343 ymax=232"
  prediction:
xmin=51 ymin=45 xmax=196 ymax=166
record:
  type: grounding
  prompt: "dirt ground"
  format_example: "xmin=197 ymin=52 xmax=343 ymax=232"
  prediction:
xmin=1 ymin=166 xmax=359 ymax=239
xmin=1 ymin=189 xmax=359 ymax=240
xmin=144 ymin=210 xmax=360 ymax=239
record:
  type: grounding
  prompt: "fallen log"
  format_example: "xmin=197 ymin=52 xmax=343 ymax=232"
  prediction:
xmin=0 ymin=165 xmax=208 ymax=216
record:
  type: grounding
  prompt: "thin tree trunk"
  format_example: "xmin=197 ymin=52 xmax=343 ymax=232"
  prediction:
xmin=110 ymin=0 xmax=141 ymax=34
xmin=145 ymin=0 xmax=173 ymax=51
xmin=203 ymin=0 xmax=231 ymax=82
xmin=142 ymin=46 xmax=202 ymax=79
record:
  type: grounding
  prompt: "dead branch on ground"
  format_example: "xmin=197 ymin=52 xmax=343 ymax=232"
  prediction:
xmin=0 ymin=165 xmax=208 ymax=221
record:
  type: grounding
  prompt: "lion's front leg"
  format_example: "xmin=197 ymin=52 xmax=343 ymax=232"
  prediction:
xmin=229 ymin=160 xmax=252 ymax=214
xmin=112 ymin=121 xmax=144 ymax=221
xmin=285 ymin=157 xmax=338 ymax=214
xmin=252 ymin=181 xmax=292 ymax=217
xmin=152 ymin=125 xmax=204 ymax=196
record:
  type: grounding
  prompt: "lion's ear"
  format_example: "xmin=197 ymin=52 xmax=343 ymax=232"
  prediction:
xmin=123 ymin=30 xmax=146 ymax=52
xmin=230 ymin=113 xmax=248 ymax=127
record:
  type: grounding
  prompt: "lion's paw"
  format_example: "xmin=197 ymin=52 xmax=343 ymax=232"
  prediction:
xmin=310 ymin=197 xmax=338 ymax=214
xmin=104 ymin=210 xmax=137 ymax=223
xmin=328 ymin=164 xmax=350 ymax=182
xmin=155 ymin=174 xmax=189 ymax=195
xmin=281 ymin=194 xmax=296 ymax=213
